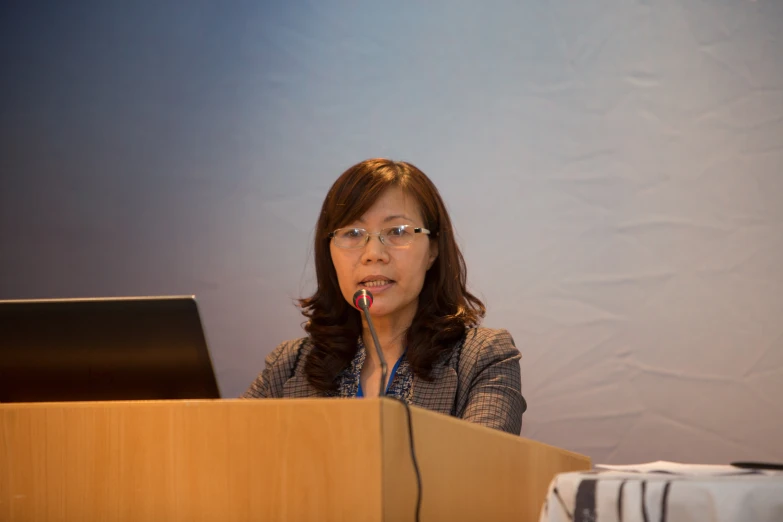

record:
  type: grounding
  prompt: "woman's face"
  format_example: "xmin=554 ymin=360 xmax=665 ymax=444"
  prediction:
xmin=330 ymin=187 xmax=438 ymax=324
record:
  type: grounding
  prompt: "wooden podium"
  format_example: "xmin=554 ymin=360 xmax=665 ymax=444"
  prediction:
xmin=1 ymin=399 xmax=590 ymax=521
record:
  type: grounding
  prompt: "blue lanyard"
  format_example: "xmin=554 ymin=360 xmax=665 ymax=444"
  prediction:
xmin=356 ymin=353 xmax=405 ymax=398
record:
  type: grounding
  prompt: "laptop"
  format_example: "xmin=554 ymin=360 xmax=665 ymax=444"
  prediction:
xmin=0 ymin=296 xmax=221 ymax=402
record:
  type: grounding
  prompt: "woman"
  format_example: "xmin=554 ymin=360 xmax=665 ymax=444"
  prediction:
xmin=243 ymin=159 xmax=526 ymax=434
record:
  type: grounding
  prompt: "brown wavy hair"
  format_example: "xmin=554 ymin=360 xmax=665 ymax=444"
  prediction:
xmin=300 ymin=158 xmax=485 ymax=392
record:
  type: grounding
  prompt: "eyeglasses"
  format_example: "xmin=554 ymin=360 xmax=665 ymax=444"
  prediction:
xmin=329 ymin=225 xmax=431 ymax=249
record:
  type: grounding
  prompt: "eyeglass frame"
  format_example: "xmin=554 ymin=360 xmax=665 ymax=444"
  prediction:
xmin=328 ymin=225 xmax=432 ymax=249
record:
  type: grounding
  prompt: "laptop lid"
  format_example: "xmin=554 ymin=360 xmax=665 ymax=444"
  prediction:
xmin=0 ymin=295 xmax=221 ymax=402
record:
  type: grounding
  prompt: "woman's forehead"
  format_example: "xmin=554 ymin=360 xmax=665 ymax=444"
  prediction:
xmin=352 ymin=187 xmax=424 ymax=224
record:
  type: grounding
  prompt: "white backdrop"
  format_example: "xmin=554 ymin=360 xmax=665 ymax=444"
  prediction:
xmin=1 ymin=1 xmax=781 ymax=465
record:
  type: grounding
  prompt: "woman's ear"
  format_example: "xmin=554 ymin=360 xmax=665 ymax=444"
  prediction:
xmin=427 ymin=240 xmax=438 ymax=270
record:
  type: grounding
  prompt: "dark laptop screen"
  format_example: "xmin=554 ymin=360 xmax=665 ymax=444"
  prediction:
xmin=0 ymin=296 xmax=221 ymax=402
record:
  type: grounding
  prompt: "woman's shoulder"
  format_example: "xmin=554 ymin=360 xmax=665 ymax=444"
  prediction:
xmin=461 ymin=327 xmax=516 ymax=352
xmin=451 ymin=327 xmax=525 ymax=433
xmin=266 ymin=336 xmax=312 ymax=370
xmin=242 ymin=336 xmax=312 ymax=398
xmin=452 ymin=327 xmax=519 ymax=369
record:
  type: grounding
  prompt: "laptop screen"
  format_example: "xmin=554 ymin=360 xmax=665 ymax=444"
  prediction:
xmin=0 ymin=296 xmax=221 ymax=402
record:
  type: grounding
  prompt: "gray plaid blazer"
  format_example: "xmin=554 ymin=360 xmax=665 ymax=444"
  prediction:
xmin=242 ymin=327 xmax=526 ymax=434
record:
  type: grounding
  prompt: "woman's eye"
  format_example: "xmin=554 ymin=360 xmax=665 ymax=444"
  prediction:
xmin=387 ymin=226 xmax=407 ymax=237
xmin=344 ymin=228 xmax=363 ymax=238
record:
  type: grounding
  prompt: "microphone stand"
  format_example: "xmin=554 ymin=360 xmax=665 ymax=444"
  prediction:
xmin=353 ymin=290 xmax=419 ymax=521
xmin=354 ymin=290 xmax=388 ymax=397
xmin=360 ymin=303 xmax=388 ymax=398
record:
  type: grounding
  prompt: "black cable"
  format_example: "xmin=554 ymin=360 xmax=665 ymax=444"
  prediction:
xmin=393 ymin=397 xmax=422 ymax=522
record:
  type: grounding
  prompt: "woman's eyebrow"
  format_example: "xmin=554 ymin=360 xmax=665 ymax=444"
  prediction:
xmin=351 ymin=214 xmax=414 ymax=225
xmin=382 ymin=214 xmax=413 ymax=223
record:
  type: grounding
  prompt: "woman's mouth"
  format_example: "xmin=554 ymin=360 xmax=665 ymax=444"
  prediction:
xmin=360 ymin=279 xmax=395 ymax=290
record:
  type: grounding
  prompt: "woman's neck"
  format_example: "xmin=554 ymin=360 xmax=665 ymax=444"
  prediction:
xmin=361 ymin=315 xmax=409 ymax=368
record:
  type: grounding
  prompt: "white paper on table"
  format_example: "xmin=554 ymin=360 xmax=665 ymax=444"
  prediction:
xmin=594 ymin=460 xmax=776 ymax=476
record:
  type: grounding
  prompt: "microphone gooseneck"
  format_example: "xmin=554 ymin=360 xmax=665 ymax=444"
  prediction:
xmin=352 ymin=289 xmax=388 ymax=397
xmin=351 ymin=288 xmax=421 ymax=522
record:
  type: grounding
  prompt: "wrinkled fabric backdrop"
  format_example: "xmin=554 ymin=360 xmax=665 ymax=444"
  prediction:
xmin=1 ymin=1 xmax=781 ymax=465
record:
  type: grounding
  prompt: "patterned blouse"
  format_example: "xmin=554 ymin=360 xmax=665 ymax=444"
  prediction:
xmin=337 ymin=337 xmax=414 ymax=404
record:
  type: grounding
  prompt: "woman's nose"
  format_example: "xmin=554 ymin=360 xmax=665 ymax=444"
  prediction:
xmin=360 ymin=235 xmax=389 ymax=263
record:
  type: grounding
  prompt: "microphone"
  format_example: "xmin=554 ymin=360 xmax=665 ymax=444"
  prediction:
xmin=353 ymin=289 xmax=422 ymax=520
xmin=353 ymin=289 xmax=388 ymax=397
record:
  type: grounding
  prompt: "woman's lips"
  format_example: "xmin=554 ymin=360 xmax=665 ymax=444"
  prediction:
xmin=360 ymin=280 xmax=395 ymax=292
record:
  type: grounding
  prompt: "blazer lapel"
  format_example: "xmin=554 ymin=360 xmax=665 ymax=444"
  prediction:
xmin=411 ymin=363 xmax=458 ymax=415
xmin=281 ymin=373 xmax=326 ymax=398
xmin=281 ymin=343 xmax=330 ymax=398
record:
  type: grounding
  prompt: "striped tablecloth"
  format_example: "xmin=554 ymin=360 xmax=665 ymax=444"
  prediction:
xmin=539 ymin=462 xmax=783 ymax=522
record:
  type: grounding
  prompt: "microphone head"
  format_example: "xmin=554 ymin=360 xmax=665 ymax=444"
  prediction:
xmin=353 ymin=289 xmax=373 ymax=309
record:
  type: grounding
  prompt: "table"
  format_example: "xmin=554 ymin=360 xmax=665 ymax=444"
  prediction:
xmin=539 ymin=461 xmax=783 ymax=522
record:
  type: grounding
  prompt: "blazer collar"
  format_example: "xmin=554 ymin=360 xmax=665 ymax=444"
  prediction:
xmin=282 ymin=339 xmax=459 ymax=412
xmin=281 ymin=342 xmax=332 ymax=398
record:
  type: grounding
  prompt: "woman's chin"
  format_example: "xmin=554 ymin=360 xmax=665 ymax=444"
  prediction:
xmin=367 ymin=306 xmax=392 ymax=318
